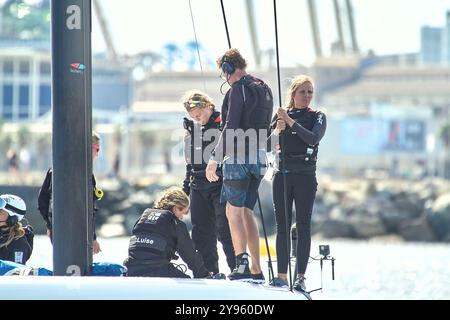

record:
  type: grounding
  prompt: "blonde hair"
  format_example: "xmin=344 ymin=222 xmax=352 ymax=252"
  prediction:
xmin=154 ymin=187 xmax=189 ymax=212
xmin=0 ymin=211 xmax=25 ymax=249
xmin=286 ymin=75 xmax=315 ymax=109
xmin=182 ymin=90 xmax=215 ymax=113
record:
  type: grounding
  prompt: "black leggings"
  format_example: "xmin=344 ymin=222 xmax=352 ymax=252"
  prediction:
xmin=190 ymin=185 xmax=235 ymax=273
xmin=272 ymin=172 xmax=317 ymax=275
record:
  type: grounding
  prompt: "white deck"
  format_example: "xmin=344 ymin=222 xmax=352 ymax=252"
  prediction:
xmin=0 ymin=276 xmax=309 ymax=300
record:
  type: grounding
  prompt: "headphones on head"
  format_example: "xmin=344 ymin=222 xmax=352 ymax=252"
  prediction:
xmin=221 ymin=56 xmax=235 ymax=75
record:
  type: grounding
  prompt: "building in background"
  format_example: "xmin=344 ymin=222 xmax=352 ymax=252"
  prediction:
xmin=443 ymin=11 xmax=450 ymax=65
xmin=420 ymin=27 xmax=442 ymax=65
xmin=420 ymin=10 xmax=450 ymax=66
xmin=0 ymin=40 xmax=133 ymax=122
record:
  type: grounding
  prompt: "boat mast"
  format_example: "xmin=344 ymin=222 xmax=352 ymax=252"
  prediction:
xmin=51 ymin=0 xmax=93 ymax=276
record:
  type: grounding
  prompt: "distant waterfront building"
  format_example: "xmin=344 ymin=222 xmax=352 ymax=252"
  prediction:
xmin=443 ymin=11 xmax=450 ymax=65
xmin=420 ymin=10 xmax=450 ymax=66
xmin=0 ymin=40 xmax=133 ymax=122
xmin=420 ymin=27 xmax=442 ymax=65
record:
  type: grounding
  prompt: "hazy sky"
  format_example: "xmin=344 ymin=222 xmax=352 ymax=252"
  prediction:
xmin=92 ymin=0 xmax=450 ymax=68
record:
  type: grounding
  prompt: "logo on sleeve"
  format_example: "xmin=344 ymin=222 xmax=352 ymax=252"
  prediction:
xmin=317 ymin=113 xmax=324 ymax=125
xmin=14 ymin=251 xmax=24 ymax=264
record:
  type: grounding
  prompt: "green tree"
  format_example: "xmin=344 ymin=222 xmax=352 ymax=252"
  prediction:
xmin=1 ymin=0 xmax=50 ymax=40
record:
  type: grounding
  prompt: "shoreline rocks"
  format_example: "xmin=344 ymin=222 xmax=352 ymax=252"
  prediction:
xmin=2 ymin=175 xmax=450 ymax=243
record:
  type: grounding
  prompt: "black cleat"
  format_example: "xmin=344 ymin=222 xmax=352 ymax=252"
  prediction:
xmin=250 ymin=273 xmax=265 ymax=284
xmin=293 ymin=276 xmax=307 ymax=292
xmin=228 ymin=253 xmax=252 ymax=281
xmin=207 ymin=273 xmax=227 ymax=280
xmin=268 ymin=277 xmax=289 ymax=287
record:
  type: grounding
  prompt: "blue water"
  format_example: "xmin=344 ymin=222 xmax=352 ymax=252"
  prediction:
xmin=26 ymin=236 xmax=450 ymax=300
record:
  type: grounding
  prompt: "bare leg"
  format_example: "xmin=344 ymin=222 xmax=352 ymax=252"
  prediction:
xmin=226 ymin=203 xmax=247 ymax=255
xmin=243 ymin=208 xmax=261 ymax=274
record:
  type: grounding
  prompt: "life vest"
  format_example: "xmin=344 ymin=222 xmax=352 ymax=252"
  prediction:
xmin=236 ymin=75 xmax=273 ymax=131
xmin=281 ymin=107 xmax=321 ymax=167
xmin=221 ymin=75 xmax=274 ymax=153
xmin=185 ymin=111 xmax=222 ymax=171
xmin=128 ymin=209 xmax=177 ymax=263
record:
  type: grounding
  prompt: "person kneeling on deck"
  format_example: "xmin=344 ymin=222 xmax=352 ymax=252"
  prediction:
xmin=0 ymin=194 xmax=34 ymax=265
xmin=124 ymin=187 xmax=220 ymax=279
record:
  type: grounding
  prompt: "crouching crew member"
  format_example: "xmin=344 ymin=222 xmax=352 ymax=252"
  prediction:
xmin=182 ymin=90 xmax=235 ymax=274
xmin=0 ymin=194 xmax=34 ymax=265
xmin=124 ymin=187 xmax=210 ymax=278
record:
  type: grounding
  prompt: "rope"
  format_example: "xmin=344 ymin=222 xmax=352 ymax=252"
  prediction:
xmin=220 ymin=0 xmax=232 ymax=48
xmin=188 ymin=0 xmax=207 ymax=93
xmin=257 ymin=194 xmax=275 ymax=281
xmin=272 ymin=0 xmax=293 ymax=292
xmin=218 ymin=0 xmax=275 ymax=282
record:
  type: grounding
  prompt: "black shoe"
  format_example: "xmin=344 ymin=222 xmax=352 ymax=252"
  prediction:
xmin=250 ymin=273 xmax=265 ymax=284
xmin=228 ymin=253 xmax=252 ymax=281
xmin=268 ymin=277 xmax=288 ymax=287
xmin=207 ymin=273 xmax=227 ymax=280
xmin=293 ymin=276 xmax=306 ymax=292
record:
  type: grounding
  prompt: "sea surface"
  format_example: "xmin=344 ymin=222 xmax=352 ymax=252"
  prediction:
xmin=27 ymin=236 xmax=450 ymax=300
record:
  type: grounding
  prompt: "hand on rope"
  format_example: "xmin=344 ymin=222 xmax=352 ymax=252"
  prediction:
xmin=276 ymin=107 xmax=295 ymax=127
xmin=274 ymin=118 xmax=286 ymax=135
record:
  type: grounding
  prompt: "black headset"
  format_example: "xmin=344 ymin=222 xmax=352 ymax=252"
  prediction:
xmin=6 ymin=214 xmax=18 ymax=227
xmin=221 ymin=56 xmax=235 ymax=75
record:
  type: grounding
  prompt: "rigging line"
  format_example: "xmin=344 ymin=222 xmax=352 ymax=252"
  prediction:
xmin=220 ymin=0 xmax=232 ymax=48
xmin=188 ymin=0 xmax=207 ymax=93
xmin=219 ymin=0 xmax=275 ymax=282
xmin=273 ymin=0 xmax=293 ymax=292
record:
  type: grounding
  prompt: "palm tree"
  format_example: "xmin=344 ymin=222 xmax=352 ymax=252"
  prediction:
xmin=163 ymin=42 xmax=182 ymax=70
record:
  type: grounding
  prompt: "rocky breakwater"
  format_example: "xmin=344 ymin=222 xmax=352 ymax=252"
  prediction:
xmin=312 ymin=177 xmax=450 ymax=242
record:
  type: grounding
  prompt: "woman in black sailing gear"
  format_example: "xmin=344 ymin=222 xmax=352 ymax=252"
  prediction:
xmin=270 ymin=75 xmax=327 ymax=291
xmin=124 ymin=187 xmax=211 ymax=279
xmin=37 ymin=131 xmax=102 ymax=254
xmin=182 ymin=90 xmax=235 ymax=275
xmin=0 ymin=194 xmax=34 ymax=265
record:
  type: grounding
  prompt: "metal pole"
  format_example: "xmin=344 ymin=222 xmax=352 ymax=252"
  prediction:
xmin=333 ymin=0 xmax=345 ymax=54
xmin=345 ymin=0 xmax=359 ymax=54
xmin=51 ymin=0 xmax=93 ymax=276
xmin=220 ymin=0 xmax=232 ymax=49
xmin=307 ymin=0 xmax=322 ymax=58
xmin=273 ymin=0 xmax=293 ymax=291
xmin=245 ymin=0 xmax=261 ymax=68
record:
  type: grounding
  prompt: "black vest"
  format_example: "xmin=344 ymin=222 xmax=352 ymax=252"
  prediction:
xmin=128 ymin=209 xmax=177 ymax=262
xmin=221 ymin=75 xmax=273 ymax=153
xmin=280 ymin=107 xmax=320 ymax=169
xmin=237 ymin=76 xmax=273 ymax=131
xmin=186 ymin=111 xmax=222 ymax=172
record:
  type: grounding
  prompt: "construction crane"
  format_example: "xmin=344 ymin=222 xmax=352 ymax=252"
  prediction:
xmin=244 ymin=0 xmax=261 ymax=68
xmin=93 ymin=0 xmax=118 ymax=62
xmin=307 ymin=0 xmax=323 ymax=58
xmin=345 ymin=0 xmax=359 ymax=54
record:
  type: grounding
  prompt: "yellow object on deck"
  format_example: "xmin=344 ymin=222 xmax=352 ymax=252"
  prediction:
xmin=259 ymin=238 xmax=276 ymax=257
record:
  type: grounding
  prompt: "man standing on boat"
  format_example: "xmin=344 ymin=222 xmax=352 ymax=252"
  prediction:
xmin=206 ymin=48 xmax=273 ymax=283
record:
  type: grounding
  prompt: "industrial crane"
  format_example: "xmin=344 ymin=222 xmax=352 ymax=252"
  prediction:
xmin=92 ymin=0 xmax=118 ymax=62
